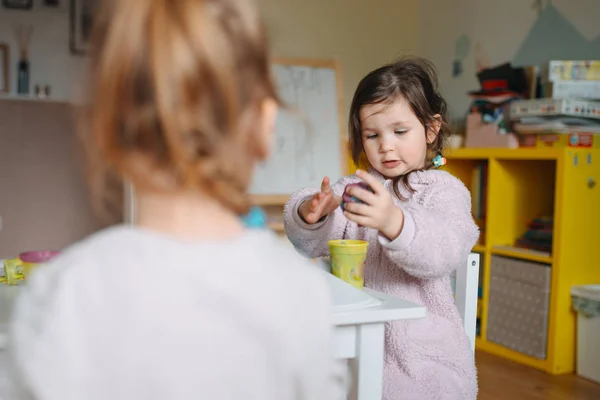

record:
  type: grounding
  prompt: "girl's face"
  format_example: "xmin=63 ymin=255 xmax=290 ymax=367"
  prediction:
xmin=360 ymin=98 xmax=436 ymax=178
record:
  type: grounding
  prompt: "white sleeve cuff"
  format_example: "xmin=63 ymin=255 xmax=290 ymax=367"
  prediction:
xmin=378 ymin=208 xmax=415 ymax=251
xmin=291 ymin=195 xmax=330 ymax=231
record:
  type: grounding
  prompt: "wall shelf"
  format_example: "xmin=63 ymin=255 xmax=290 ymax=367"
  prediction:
xmin=0 ymin=94 xmax=68 ymax=104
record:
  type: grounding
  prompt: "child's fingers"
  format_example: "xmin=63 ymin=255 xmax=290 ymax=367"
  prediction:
xmin=355 ymin=170 xmax=384 ymax=195
xmin=342 ymin=202 xmax=370 ymax=217
xmin=331 ymin=194 xmax=342 ymax=206
xmin=305 ymin=184 xmax=340 ymax=223
xmin=321 ymin=177 xmax=331 ymax=194
xmin=320 ymin=192 xmax=337 ymax=212
xmin=343 ymin=210 xmax=373 ymax=227
xmin=307 ymin=192 xmax=328 ymax=219
xmin=301 ymin=192 xmax=331 ymax=223
xmin=317 ymin=191 xmax=340 ymax=218
xmin=309 ymin=195 xmax=320 ymax=211
xmin=322 ymin=194 xmax=341 ymax=216
xmin=346 ymin=187 xmax=377 ymax=206
xmin=304 ymin=212 xmax=319 ymax=224
xmin=310 ymin=191 xmax=326 ymax=210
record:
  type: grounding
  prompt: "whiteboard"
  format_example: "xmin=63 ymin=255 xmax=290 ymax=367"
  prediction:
xmin=250 ymin=60 xmax=345 ymax=195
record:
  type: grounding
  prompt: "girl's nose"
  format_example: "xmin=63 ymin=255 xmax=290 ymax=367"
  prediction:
xmin=380 ymin=140 xmax=394 ymax=153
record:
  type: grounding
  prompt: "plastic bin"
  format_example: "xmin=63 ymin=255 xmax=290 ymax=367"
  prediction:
xmin=571 ymin=285 xmax=600 ymax=384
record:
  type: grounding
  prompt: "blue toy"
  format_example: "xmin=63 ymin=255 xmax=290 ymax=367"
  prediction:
xmin=242 ymin=206 xmax=267 ymax=228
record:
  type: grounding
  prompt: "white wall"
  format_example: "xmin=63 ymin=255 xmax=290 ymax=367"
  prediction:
xmin=0 ymin=2 xmax=87 ymax=102
xmin=0 ymin=0 xmax=420 ymax=110
xmin=261 ymin=0 xmax=419 ymax=114
xmin=418 ymin=0 xmax=600 ymax=119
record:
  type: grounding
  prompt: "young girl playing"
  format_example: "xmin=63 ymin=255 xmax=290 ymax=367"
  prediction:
xmin=285 ymin=57 xmax=479 ymax=399
xmin=5 ymin=0 xmax=343 ymax=399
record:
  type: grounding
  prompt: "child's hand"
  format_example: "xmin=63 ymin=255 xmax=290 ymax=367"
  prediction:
xmin=342 ymin=169 xmax=404 ymax=240
xmin=299 ymin=177 xmax=341 ymax=224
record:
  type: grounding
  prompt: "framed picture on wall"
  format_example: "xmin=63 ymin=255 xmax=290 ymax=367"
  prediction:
xmin=2 ymin=0 xmax=33 ymax=9
xmin=70 ymin=0 xmax=98 ymax=54
xmin=0 ymin=44 xmax=8 ymax=93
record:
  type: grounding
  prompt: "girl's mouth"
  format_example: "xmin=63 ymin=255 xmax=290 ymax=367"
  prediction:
xmin=382 ymin=160 xmax=401 ymax=168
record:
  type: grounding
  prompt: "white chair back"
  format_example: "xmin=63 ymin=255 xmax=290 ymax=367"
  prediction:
xmin=451 ymin=253 xmax=480 ymax=353
xmin=324 ymin=253 xmax=481 ymax=352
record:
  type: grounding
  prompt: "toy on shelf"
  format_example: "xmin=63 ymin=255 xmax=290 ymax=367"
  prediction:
xmin=515 ymin=216 xmax=553 ymax=254
xmin=464 ymin=63 xmax=528 ymax=149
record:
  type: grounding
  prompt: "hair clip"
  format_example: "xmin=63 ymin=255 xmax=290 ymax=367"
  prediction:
xmin=433 ymin=154 xmax=447 ymax=168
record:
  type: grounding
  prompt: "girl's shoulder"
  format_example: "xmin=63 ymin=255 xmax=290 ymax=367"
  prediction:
xmin=338 ymin=169 xmax=468 ymax=197
xmin=407 ymin=169 xmax=470 ymax=196
xmin=409 ymin=169 xmax=465 ymax=186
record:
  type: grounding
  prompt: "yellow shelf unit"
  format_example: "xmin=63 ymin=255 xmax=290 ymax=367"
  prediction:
xmin=444 ymin=147 xmax=600 ymax=375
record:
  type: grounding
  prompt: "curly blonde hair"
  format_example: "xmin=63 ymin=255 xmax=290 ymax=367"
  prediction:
xmin=82 ymin=0 xmax=280 ymax=216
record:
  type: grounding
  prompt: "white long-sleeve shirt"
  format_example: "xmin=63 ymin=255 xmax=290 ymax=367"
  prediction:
xmin=5 ymin=225 xmax=343 ymax=400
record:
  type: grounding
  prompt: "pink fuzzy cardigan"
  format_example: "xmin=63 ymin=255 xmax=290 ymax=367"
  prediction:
xmin=284 ymin=169 xmax=479 ymax=400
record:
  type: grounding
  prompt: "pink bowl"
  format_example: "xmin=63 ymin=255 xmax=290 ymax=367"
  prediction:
xmin=19 ymin=250 xmax=60 ymax=264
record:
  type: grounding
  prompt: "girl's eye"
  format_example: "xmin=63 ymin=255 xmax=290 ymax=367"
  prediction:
xmin=366 ymin=134 xmax=378 ymax=139
xmin=394 ymin=130 xmax=408 ymax=135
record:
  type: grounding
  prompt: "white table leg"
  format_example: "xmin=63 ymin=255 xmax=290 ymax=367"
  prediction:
xmin=348 ymin=323 xmax=385 ymax=400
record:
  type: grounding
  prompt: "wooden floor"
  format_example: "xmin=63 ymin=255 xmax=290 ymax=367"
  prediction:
xmin=477 ymin=351 xmax=600 ymax=399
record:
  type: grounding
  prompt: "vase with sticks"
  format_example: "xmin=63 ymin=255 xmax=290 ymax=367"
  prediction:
xmin=14 ymin=24 xmax=33 ymax=95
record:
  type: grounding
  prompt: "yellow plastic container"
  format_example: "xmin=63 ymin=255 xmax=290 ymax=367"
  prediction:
xmin=328 ymin=240 xmax=369 ymax=290
xmin=21 ymin=261 xmax=37 ymax=279
xmin=4 ymin=258 xmax=24 ymax=285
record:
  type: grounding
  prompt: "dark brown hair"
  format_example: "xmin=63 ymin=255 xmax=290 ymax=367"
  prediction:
xmin=348 ymin=56 xmax=451 ymax=200
xmin=82 ymin=0 xmax=280 ymax=217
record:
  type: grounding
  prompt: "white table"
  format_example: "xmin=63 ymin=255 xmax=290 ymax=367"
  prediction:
xmin=323 ymin=270 xmax=426 ymax=400
xmin=333 ymin=290 xmax=426 ymax=400
xmin=0 ymin=285 xmax=19 ymax=349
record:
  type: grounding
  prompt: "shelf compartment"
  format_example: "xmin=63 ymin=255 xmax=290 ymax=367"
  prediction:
xmin=442 ymin=158 xmax=487 ymax=190
xmin=491 ymin=245 xmax=552 ymax=264
xmin=487 ymin=159 xmax=555 ymax=252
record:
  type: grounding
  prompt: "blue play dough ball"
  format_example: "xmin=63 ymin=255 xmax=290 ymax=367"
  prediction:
xmin=242 ymin=206 xmax=267 ymax=228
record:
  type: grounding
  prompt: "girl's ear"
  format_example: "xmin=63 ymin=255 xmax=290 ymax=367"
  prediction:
xmin=426 ymin=114 xmax=442 ymax=144
xmin=254 ymin=98 xmax=278 ymax=161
